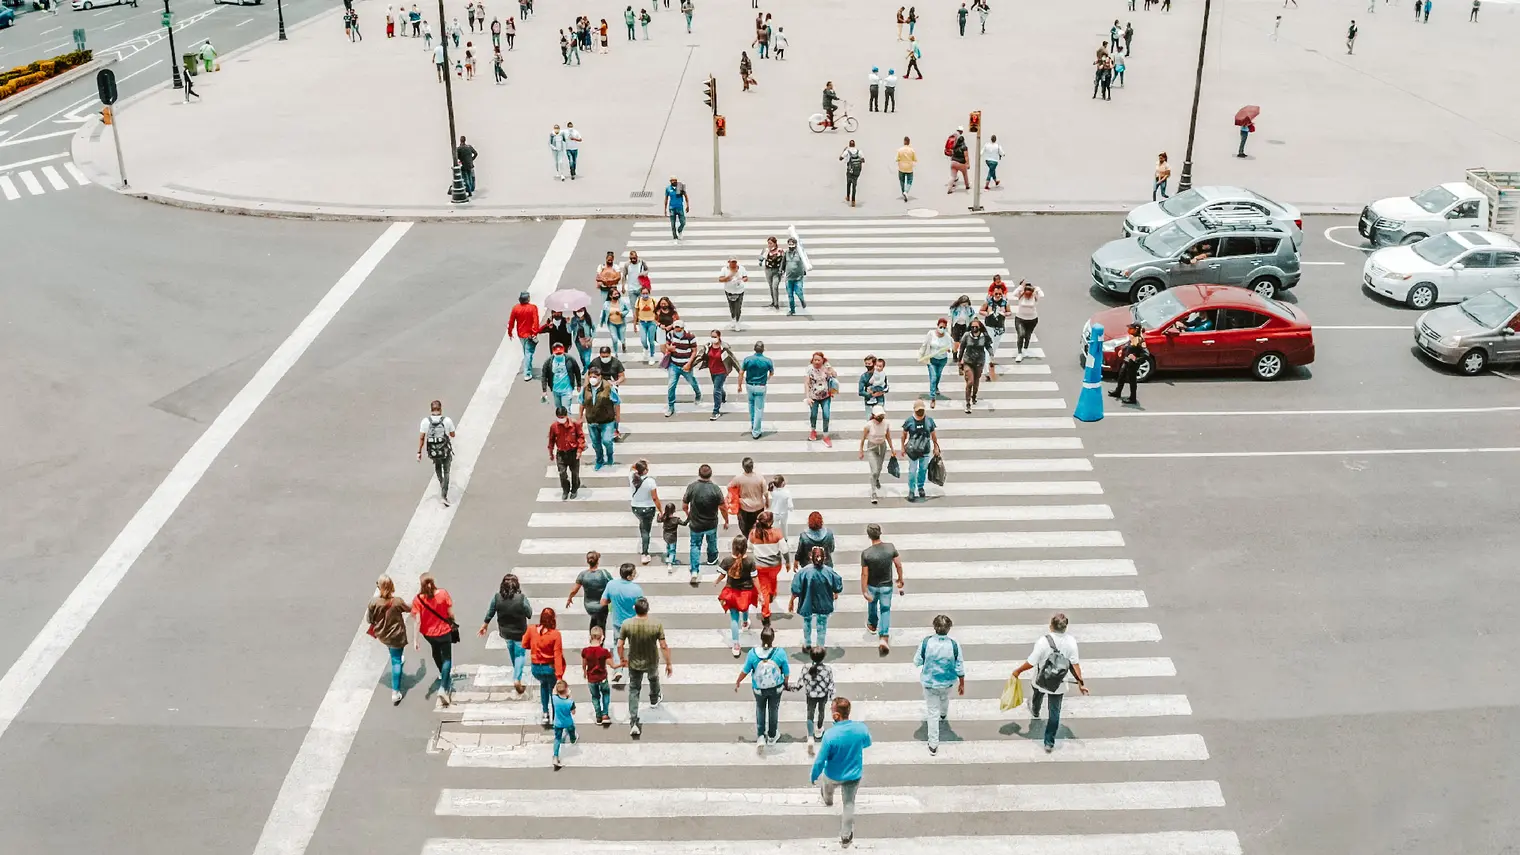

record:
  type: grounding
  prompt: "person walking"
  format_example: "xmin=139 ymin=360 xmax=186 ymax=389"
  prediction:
xmin=417 ymin=400 xmax=456 ymax=507
xmin=433 ymin=40 xmax=445 ymax=80
xmin=1109 ymin=19 xmax=1121 ymax=51
xmin=956 ymin=318 xmax=991 ymax=413
xmin=616 ymin=597 xmax=672 ymax=739
xmin=740 ymin=342 xmax=775 ymax=439
xmin=783 ymin=235 xmax=808 ymax=315
xmin=624 ymin=5 xmax=636 ymax=39
xmin=907 ymin=5 xmax=917 ymax=34
xmin=455 ymin=136 xmax=478 ymax=195
xmin=915 ymin=614 xmax=965 ymax=754
xmin=386 ymin=7 xmax=396 ymax=37
xmin=900 ymin=401 xmax=940 ymax=501
xmin=492 ymin=49 xmax=507 ymax=83
xmin=1471 ymin=0 xmax=1480 ymax=21
xmin=549 ymin=124 xmax=569 ymax=179
xmin=524 ymin=608 xmax=567 ymax=727
xmin=581 ymin=627 xmax=613 ymax=727
xmin=981 ymin=281 xmax=1010 ymax=379
xmin=919 ymin=319 xmax=954 ymax=407
xmin=750 ymin=511 xmax=786 ymax=623
xmin=540 ymin=310 xmax=574 ymax=356
xmin=541 ymin=343 xmax=582 ymax=413
xmin=973 ymin=0 xmax=989 ymax=33
xmin=727 ymin=456 xmax=769 ymax=536
xmin=718 ymin=258 xmax=750 ymax=332
xmin=717 ymin=534 xmax=760 ymax=657
xmin=769 ymin=475 xmax=795 ymax=552
xmin=1123 ymin=21 xmax=1134 ymax=54
xmin=547 ymin=404 xmax=585 ymax=500
xmin=489 ymin=15 xmax=500 ymax=45
xmin=411 ymin=573 xmax=459 ymax=706
xmin=683 ymin=463 xmax=727 ymax=583
xmin=479 ymin=573 xmax=531 ymax=694
xmin=450 ymin=16 xmax=463 ymax=47
xmin=1423 ymin=0 xmax=1431 ymax=22
xmin=789 ymin=544 xmax=843 ymax=651
xmin=841 ymin=140 xmax=864 ymax=207
xmin=882 ymin=69 xmax=897 ymax=112
xmin=759 ymin=237 xmax=785 ymax=310
xmin=981 ymin=134 xmax=1004 ymax=190
xmin=600 ymin=563 xmax=645 ymax=684
xmin=564 ymin=122 xmax=583 ymax=180
xmin=1272 ymin=14 xmax=1282 ymax=39
xmin=740 ymin=51 xmax=754 ymax=90
xmin=957 ymin=2 xmax=968 ymax=36
xmin=603 ymin=288 xmax=631 ymax=355
xmin=599 ymin=18 xmax=611 ymax=51
xmin=736 ymin=625 xmax=791 ymax=749
xmin=896 ymin=5 xmax=906 ymax=39
xmin=628 ymin=460 xmax=661 ymax=565
xmin=1237 ymin=119 xmax=1254 ymax=158
xmin=795 ymin=510 xmax=837 ymax=568
xmin=905 ymin=36 xmax=922 ymax=78
xmin=505 ymin=16 xmax=516 ymax=48
xmin=467 ymin=1 xmax=477 ymax=31
xmin=1153 ymin=152 xmax=1171 ymax=200
xmin=634 ymin=284 xmax=660 ymax=365
xmin=798 ymin=646 xmax=836 ymax=753
xmin=948 ymin=294 xmax=975 ymax=346
xmin=681 ymin=0 xmax=693 ymax=31
xmin=701 ymin=330 xmax=739 ymax=420
xmin=549 ymin=679 xmax=577 ymax=768
xmin=804 ymin=352 xmax=838 ymax=446
xmin=580 ymin=367 xmax=617 ymax=470
xmin=566 ymin=550 xmax=612 ymax=631
xmin=665 ymin=175 xmax=688 ymax=241
xmin=867 ymin=66 xmax=881 ymax=112
xmin=570 ymin=306 xmax=597 ymax=370
xmin=1008 ymin=613 xmax=1089 ymax=752
xmin=895 ymin=136 xmax=915 ymax=200
xmin=640 ymin=7 xmax=651 ymax=38
xmin=663 ymin=319 xmax=701 ymax=417
xmin=1346 ymin=19 xmax=1358 ymax=53
xmin=860 ymin=524 xmax=905 ymax=654
xmin=858 ymin=405 xmax=898 ymax=504
xmin=810 ymin=697 xmax=871 ymax=848
xmin=1011 ymin=280 xmax=1044 ymax=362
xmin=366 ymin=575 xmax=412 ymax=705
xmin=947 ymin=127 xmax=969 ymax=193
xmin=1110 ymin=322 xmax=1147 ymax=404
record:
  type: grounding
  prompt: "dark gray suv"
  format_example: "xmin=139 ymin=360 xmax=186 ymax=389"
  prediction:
xmin=1090 ymin=214 xmax=1303 ymax=303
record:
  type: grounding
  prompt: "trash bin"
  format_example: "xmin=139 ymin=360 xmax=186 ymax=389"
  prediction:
xmin=182 ymin=53 xmax=198 ymax=76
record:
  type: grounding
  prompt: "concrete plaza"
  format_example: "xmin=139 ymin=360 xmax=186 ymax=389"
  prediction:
xmin=73 ymin=0 xmax=1520 ymax=218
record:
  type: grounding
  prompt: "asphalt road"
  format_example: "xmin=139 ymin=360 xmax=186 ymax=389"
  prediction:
xmin=1 ymin=208 xmax=1516 ymax=855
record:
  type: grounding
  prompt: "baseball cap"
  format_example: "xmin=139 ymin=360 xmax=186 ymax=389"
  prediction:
xmin=671 ymin=319 xmax=685 ymax=328
xmin=551 ymin=343 xmax=566 ymax=353
xmin=871 ymin=405 xmax=886 ymax=418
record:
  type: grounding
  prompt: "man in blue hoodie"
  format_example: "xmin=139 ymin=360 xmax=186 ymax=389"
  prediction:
xmin=810 ymin=696 xmax=872 ymax=847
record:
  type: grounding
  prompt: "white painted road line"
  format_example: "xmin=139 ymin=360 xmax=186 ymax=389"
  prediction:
xmin=633 ymin=246 xmax=1004 ymax=258
xmin=40 ymin=165 xmax=68 ymax=190
xmin=651 ymin=257 xmax=1004 ymax=269
xmin=529 ymin=503 xmax=1115 ymax=528
xmin=0 ymin=176 xmax=18 ymax=201
xmin=604 ymin=437 xmax=1081 ymax=455
xmin=547 ymin=457 xmax=1091 ymax=479
xmin=522 ymin=531 xmax=1125 ymax=555
xmin=437 ymin=780 xmax=1225 ymax=817
xmin=1097 ymin=446 xmax=1520 ymax=460
xmin=18 ymin=171 xmax=44 ymax=195
xmin=448 ymin=733 xmax=1208 ymax=769
xmin=633 ymin=238 xmax=1000 ymax=248
xmin=423 ymin=831 xmax=1245 ymax=855
xmin=486 ymin=620 xmax=1160 ymax=651
xmin=1103 ymin=405 xmax=1520 ymax=417
xmin=619 ymin=347 xmax=1045 ymax=363
xmin=1299 ymin=261 xmax=1345 ymax=265
xmin=1314 ymin=325 xmax=1410 ymax=330
xmin=64 ymin=162 xmax=90 ymax=184
xmin=622 ymin=416 xmax=1075 ymax=433
xmin=237 ymin=17 xmax=253 ymax=25
xmin=614 ymin=381 xmax=1061 ymax=397
xmin=632 ymin=217 xmax=987 ymax=228
xmin=537 ymin=480 xmax=1104 ymax=503
xmin=0 ymin=151 xmax=70 ymax=173
xmin=248 ymin=221 xmax=585 ymax=855
xmin=460 ymin=694 xmax=1193 ymax=726
xmin=104 ymin=21 xmax=126 ymax=30
xmin=0 ymin=223 xmax=413 ymax=744
xmin=504 ymin=558 xmax=1136 ymax=586
xmin=497 ymin=585 xmax=1145 ymax=614
xmin=619 ymin=397 xmax=1064 ymax=415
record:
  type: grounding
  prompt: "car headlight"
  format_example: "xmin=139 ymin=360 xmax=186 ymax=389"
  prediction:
xmin=1390 ymin=272 xmax=1412 ymax=280
xmin=1104 ymin=267 xmax=1130 ymax=277
xmin=1132 ymin=224 xmax=1151 ymax=234
xmin=1377 ymin=218 xmax=1405 ymax=230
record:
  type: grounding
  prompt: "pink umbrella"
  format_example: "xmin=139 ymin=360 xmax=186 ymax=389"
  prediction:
xmin=544 ymin=289 xmax=590 ymax=313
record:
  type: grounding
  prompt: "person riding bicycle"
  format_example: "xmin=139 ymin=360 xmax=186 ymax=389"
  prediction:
xmin=822 ymin=82 xmax=840 ymax=129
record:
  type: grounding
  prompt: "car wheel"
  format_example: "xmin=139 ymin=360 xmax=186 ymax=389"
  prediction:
xmin=1406 ymin=283 xmax=1437 ymax=309
xmin=80 ymin=1 xmax=91 ymax=7
xmin=1249 ymin=276 xmax=1279 ymax=299
xmin=1399 ymin=233 xmax=1427 ymax=246
xmin=1251 ymin=351 xmax=1287 ymax=381
xmin=1134 ymin=355 xmax=1156 ymax=383
xmin=1128 ymin=279 xmax=1162 ymax=303
xmin=1458 ymin=348 xmax=1488 ymax=376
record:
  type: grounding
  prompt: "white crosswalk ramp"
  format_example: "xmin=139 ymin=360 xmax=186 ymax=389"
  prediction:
xmin=425 ymin=218 xmax=1241 ymax=855
xmin=0 ymin=161 xmax=91 ymax=202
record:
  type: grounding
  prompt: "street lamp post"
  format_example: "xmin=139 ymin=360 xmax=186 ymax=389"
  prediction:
xmin=276 ymin=0 xmax=287 ymax=40
xmin=1177 ymin=0 xmax=1212 ymax=193
xmin=163 ymin=0 xmax=182 ymax=89
xmin=437 ymin=0 xmax=469 ymax=202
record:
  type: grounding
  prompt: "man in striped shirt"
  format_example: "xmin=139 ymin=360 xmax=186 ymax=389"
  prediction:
xmin=663 ymin=319 xmax=701 ymax=417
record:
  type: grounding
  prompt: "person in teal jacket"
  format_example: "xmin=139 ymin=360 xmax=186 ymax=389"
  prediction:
xmin=788 ymin=546 xmax=843 ymax=651
xmin=810 ymin=696 xmax=872 ymax=847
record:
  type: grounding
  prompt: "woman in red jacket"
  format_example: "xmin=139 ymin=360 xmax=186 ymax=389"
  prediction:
xmin=523 ymin=608 xmax=567 ymax=727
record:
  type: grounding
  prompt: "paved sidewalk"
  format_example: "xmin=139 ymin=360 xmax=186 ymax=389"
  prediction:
xmin=71 ymin=0 xmax=1520 ymax=220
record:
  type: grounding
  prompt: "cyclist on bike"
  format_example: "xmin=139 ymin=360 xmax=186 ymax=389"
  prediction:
xmin=822 ymin=82 xmax=839 ymax=129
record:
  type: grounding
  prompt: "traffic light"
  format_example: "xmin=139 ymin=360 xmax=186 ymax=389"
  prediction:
xmin=714 ymin=115 xmax=726 ymax=137
xmin=968 ymin=110 xmax=982 ymax=134
xmin=702 ymin=75 xmax=717 ymax=114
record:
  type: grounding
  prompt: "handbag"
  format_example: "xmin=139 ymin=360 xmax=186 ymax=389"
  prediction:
xmin=998 ymin=674 xmax=1024 ymax=712
xmin=637 ymin=273 xmax=652 ymax=290
xmin=418 ymin=595 xmax=462 ymax=643
xmin=886 ymin=454 xmax=901 ymax=479
xmin=727 ymin=484 xmax=742 ymax=515
xmin=927 ymin=454 xmax=946 ymax=486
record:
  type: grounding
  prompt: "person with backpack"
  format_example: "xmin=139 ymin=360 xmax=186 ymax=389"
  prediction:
xmin=796 ymin=645 xmax=836 ymax=753
xmin=789 ymin=544 xmax=843 ymax=651
xmin=479 ymin=573 xmax=531 ymax=695
xmin=417 ymin=400 xmax=456 ymax=507
xmin=840 ymin=140 xmax=864 ymax=207
xmin=914 ymin=614 xmax=965 ymax=755
xmin=794 ymin=510 xmax=836 ymax=568
xmin=900 ymin=400 xmax=940 ymax=502
xmin=411 ymin=572 xmax=459 ymax=706
xmin=735 ymin=624 xmax=791 ymax=750
xmin=541 ymin=343 xmax=583 ymax=413
xmin=956 ymin=317 xmax=992 ymax=414
xmin=588 ymin=345 xmax=626 ymax=440
xmin=716 ymin=534 xmax=759 ymax=657
xmin=366 ymin=574 xmax=412 ymax=705
xmin=1008 ymin=612 xmax=1089 ymax=753
xmin=946 ymin=127 xmax=969 ymax=193
xmin=905 ymin=35 xmax=922 ymax=78
xmin=580 ymin=367 xmax=618 ymax=470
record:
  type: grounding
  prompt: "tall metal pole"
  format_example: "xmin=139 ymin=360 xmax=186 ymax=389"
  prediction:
xmin=1177 ymin=0 xmax=1211 ymax=193
xmin=276 ymin=0 xmax=287 ymax=40
xmin=712 ymin=121 xmax=722 ymax=217
xmin=438 ymin=0 xmax=468 ymax=202
xmin=970 ymin=126 xmax=983 ymax=212
xmin=163 ymin=0 xmax=182 ymax=89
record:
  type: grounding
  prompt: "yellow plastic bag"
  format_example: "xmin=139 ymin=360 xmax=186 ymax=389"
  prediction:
xmin=999 ymin=674 xmax=1024 ymax=712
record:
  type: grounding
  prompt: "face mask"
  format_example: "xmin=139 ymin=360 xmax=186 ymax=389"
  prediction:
xmin=557 ymin=417 xmax=569 ymax=425
xmin=937 ymin=326 xmax=947 ymax=333
xmin=589 ymin=377 xmax=601 ymax=386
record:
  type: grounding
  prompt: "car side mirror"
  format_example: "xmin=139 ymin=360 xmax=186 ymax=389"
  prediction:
xmin=1453 ymin=263 xmax=1465 ymax=271
xmin=1502 ymin=328 xmax=1516 ymax=336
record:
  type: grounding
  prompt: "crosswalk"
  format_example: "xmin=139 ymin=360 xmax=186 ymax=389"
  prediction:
xmin=424 ymin=217 xmax=1241 ymax=855
xmin=0 ymin=160 xmax=91 ymax=202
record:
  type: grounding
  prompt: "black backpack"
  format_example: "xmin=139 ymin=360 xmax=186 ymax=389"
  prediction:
xmin=425 ymin=416 xmax=453 ymax=460
xmin=1035 ymin=634 xmax=1071 ymax=692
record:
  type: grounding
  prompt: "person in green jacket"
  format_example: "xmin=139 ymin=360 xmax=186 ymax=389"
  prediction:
xmin=199 ymin=40 xmax=217 ymax=72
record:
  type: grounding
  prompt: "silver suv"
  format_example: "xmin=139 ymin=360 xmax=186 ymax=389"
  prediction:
xmin=1091 ymin=214 xmax=1303 ymax=303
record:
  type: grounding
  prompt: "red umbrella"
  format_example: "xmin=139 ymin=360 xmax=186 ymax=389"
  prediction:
xmin=1234 ymin=105 xmax=1260 ymax=127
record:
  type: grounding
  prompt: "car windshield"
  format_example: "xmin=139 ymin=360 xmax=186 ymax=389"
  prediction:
xmin=1132 ymin=290 xmax=1187 ymax=330
xmin=1157 ymin=189 xmax=1206 ymax=217
xmin=1412 ymin=233 xmax=1467 ymax=266
xmin=1412 ymin=185 xmax=1459 ymax=214
xmin=1459 ymin=291 xmax=1519 ymax=329
xmin=1138 ymin=222 xmax=1195 ymax=257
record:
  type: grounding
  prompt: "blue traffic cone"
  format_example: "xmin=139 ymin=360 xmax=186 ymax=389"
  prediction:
xmin=1074 ymin=324 xmax=1105 ymax=423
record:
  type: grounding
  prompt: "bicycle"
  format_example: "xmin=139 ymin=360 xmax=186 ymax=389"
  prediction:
xmin=807 ymin=102 xmax=858 ymax=134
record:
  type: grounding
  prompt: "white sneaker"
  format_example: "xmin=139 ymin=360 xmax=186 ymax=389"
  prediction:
xmin=756 ymin=734 xmax=766 ymax=753
xmin=391 ymin=690 xmax=403 ymax=705
xmin=1015 ymin=352 xmax=1025 ymax=363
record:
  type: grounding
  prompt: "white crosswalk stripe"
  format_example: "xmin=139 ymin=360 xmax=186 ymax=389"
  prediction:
xmin=0 ymin=161 xmax=92 ymax=202
xmin=416 ymin=217 xmax=1236 ymax=855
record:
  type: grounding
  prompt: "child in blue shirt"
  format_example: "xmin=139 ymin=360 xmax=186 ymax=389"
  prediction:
xmin=551 ymin=679 xmax=577 ymax=769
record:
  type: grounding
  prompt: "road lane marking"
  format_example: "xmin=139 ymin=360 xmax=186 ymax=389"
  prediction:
xmin=0 ymin=129 xmax=83 ymax=148
xmin=423 ymin=832 xmax=1244 ymax=855
xmin=104 ymin=21 xmax=126 ymax=30
xmin=0 ymin=176 xmax=18 ymax=201
xmin=1300 ymin=261 xmax=1345 ymax=265
xmin=486 ymin=621 xmax=1159 ymax=652
xmin=248 ymin=220 xmax=585 ymax=855
xmin=237 ymin=17 xmax=253 ymax=25
xmin=1314 ymin=325 xmax=1408 ymax=330
xmin=39 ymin=26 xmax=62 ymax=34
xmin=0 ymin=223 xmax=412 ymax=743
xmin=1096 ymin=447 xmax=1520 ymax=460
xmin=0 ymin=152 xmax=69 ymax=172
xmin=118 ymin=58 xmax=163 ymax=82
xmin=521 ymin=532 xmax=1128 ymax=555
xmin=64 ymin=162 xmax=89 ymax=184
xmin=18 ymin=171 xmax=44 ymax=194
xmin=1103 ymin=406 xmax=1520 ymax=417
xmin=40 ymin=165 xmax=68 ymax=190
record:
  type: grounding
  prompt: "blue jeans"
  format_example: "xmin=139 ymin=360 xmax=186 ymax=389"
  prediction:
xmin=520 ymin=338 xmax=537 ymax=379
xmin=665 ymin=540 xmax=679 ymax=565
xmin=689 ymin=527 xmax=718 ymax=574
xmin=566 ymin=149 xmax=579 ymax=178
xmin=727 ymin=606 xmax=751 ymax=644
xmin=552 ymin=391 xmax=573 ymax=413
xmin=503 ymin=639 xmax=528 ymax=683
xmin=587 ymin=421 xmax=615 ymax=467
xmin=866 ymin=585 xmax=894 ymax=637
xmin=754 ymin=686 xmax=782 ymax=739
xmin=907 ymin=455 xmax=929 ymax=494
xmin=1030 ymin=689 xmax=1064 ymax=749
xmin=669 ymin=208 xmax=687 ymax=239
xmin=985 ymin=160 xmax=999 ymax=183
xmin=532 ymin=662 xmax=557 ymax=715
xmin=632 ymin=505 xmax=657 ymax=555
xmin=898 ymin=171 xmax=914 ymax=193
xmin=608 ymin=323 xmax=626 ymax=354
xmin=588 ymin=680 xmax=610 ymax=720
xmin=928 ymin=355 xmax=947 ymax=399
xmin=786 ymin=278 xmax=805 ymax=312
xmin=462 ymin=167 xmax=476 ymax=194
xmin=576 ymin=345 xmax=593 ymax=372
xmin=639 ymin=321 xmax=659 ymax=357
xmin=711 ymin=372 xmax=728 ymax=414
xmin=808 ymin=397 xmax=831 ymax=431
xmin=1153 ymin=178 xmax=1168 ymax=200
xmin=667 ymin=365 xmax=700 ymax=409
xmin=553 ymin=724 xmax=577 ymax=758
xmin=747 ymin=387 xmax=767 ymax=437
xmin=802 ymin=612 xmax=830 ymax=648
xmin=387 ymin=646 xmax=404 ymax=692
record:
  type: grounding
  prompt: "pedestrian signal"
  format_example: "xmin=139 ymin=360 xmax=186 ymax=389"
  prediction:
xmin=714 ymin=115 xmax=726 ymax=137
xmin=968 ymin=110 xmax=982 ymax=134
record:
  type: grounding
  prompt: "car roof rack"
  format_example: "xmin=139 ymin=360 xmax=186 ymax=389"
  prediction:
xmin=1192 ymin=211 xmax=1288 ymax=233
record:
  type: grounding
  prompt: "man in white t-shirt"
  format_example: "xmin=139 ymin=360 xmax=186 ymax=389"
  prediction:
xmin=418 ymin=400 xmax=457 ymax=506
xmin=1009 ymin=612 xmax=1088 ymax=752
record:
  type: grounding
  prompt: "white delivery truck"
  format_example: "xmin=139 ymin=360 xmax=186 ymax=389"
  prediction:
xmin=1358 ymin=169 xmax=1519 ymax=247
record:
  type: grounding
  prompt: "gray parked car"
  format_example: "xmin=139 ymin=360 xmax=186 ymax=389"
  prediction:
xmin=1091 ymin=214 xmax=1302 ymax=303
xmin=1123 ymin=185 xmax=1303 ymax=247
xmin=1413 ymin=285 xmax=1520 ymax=375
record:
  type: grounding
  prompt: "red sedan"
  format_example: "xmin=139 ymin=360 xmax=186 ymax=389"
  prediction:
xmin=1082 ymin=284 xmax=1315 ymax=381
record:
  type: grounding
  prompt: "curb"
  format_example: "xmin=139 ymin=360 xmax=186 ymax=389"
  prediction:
xmin=0 ymin=54 xmax=119 ymax=117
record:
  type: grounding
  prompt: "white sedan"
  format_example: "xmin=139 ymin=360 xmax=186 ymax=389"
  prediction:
xmin=1362 ymin=230 xmax=1520 ymax=309
xmin=73 ymin=0 xmax=137 ymax=8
